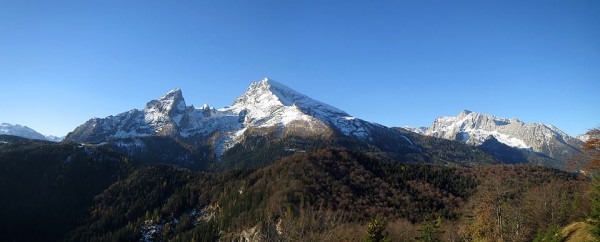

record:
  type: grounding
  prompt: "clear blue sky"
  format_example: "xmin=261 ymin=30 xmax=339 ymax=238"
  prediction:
xmin=0 ymin=0 xmax=598 ymax=137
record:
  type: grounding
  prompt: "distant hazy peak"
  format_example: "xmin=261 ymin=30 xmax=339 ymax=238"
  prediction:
xmin=403 ymin=126 xmax=427 ymax=135
xmin=0 ymin=122 xmax=62 ymax=141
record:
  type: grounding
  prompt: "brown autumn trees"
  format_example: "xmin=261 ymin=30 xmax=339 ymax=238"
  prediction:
xmin=583 ymin=128 xmax=600 ymax=171
xmin=458 ymin=165 xmax=586 ymax=242
xmin=582 ymin=128 xmax=600 ymax=236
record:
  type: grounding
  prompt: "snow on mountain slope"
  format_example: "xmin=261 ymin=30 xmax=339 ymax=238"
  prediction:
xmin=403 ymin=126 xmax=427 ymax=135
xmin=0 ymin=123 xmax=62 ymax=141
xmin=577 ymin=134 xmax=590 ymax=142
xmin=143 ymin=88 xmax=187 ymax=135
xmin=222 ymin=79 xmax=373 ymax=139
xmin=416 ymin=110 xmax=582 ymax=161
xmin=65 ymin=78 xmax=407 ymax=156
xmin=45 ymin=135 xmax=65 ymax=142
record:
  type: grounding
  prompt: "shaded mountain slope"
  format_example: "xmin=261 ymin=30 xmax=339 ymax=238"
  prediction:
xmin=0 ymin=135 xmax=132 ymax=241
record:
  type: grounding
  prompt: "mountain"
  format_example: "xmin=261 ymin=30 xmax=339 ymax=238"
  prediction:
xmin=1 ymin=113 xmax=588 ymax=241
xmin=66 ymin=79 xmax=397 ymax=144
xmin=409 ymin=110 xmax=583 ymax=169
xmin=45 ymin=135 xmax=65 ymax=142
xmin=64 ymin=78 xmax=421 ymax=168
xmin=0 ymin=123 xmax=63 ymax=142
xmin=63 ymin=80 xmax=586 ymax=170
xmin=403 ymin=126 xmax=427 ymax=135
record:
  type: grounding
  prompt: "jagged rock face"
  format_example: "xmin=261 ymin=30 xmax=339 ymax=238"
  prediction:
xmin=422 ymin=110 xmax=582 ymax=162
xmin=143 ymin=88 xmax=188 ymax=136
xmin=65 ymin=78 xmax=417 ymax=156
xmin=65 ymin=89 xmax=189 ymax=142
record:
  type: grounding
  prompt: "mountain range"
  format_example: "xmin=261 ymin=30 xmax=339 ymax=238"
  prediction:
xmin=2 ymin=78 xmax=585 ymax=170
xmin=62 ymin=78 xmax=428 ymax=169
xmin=65 ymin=79 xmax=410 ymax=148
xmin=404 ymin=110 xmax=584 ymax=169
xmin=0 ymin=78 xmax=592 ymax=241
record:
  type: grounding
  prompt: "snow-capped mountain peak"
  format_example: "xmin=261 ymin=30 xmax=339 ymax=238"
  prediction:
xmin=430 ymin=110 xmax=517 ymax=136
xmin=0 ymin=123 xmax=62 ymax=141
xmin=229 ymin=78 xmax=347 ymax=115
xmin=414 ymin=110 xmax=582 ymax=163
xmin=427 ymin=111 xmax=535 ymax=148
xmin=164 ymin=87 xmax=182 ymax=96
xmin=1 ymin=123 xmax=47 ymax=140
xmin=66 ymin=79 xmax=407 ymax=155
xmin=143 ymin=88 xmax=187 ymax=134
xmin=403 ymin=126 xmax=427 ymax=135
xmin=144 ymin=88 xmax=186 ymax=115
xmin=65 ymin=88 xmax=191 ymax=142
xmin=221 ymin=78 xmax=370 ymax=139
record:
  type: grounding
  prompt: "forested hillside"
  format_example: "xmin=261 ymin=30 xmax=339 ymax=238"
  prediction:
xmin=0 ymin=135 xmax=592 ymax=241
xmin=0 ymin=135 xmax=133 ymax=241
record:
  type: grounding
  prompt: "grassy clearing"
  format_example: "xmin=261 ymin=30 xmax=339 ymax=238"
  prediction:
xmin=562 ymin=221 xmax=598 ymax=242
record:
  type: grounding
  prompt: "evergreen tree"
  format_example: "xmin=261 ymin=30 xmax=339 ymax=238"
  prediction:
xmin=590 ymin=172 xmax=600 ymax=237
xmin=364 ymin=217 xmax=390 ymax=242
xmin=416 ymin=217 xmax=442 ymax=242
xmin=532 ymin=225 xmax=563 ymax=242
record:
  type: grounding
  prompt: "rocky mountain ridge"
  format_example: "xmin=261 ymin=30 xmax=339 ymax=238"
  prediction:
xmin=406 ymin=110 xmax=583 ymax=166
xmin=62 ymin=80 xmax=584 ymax=170
xmin=65 ymin=78 xmax=418 ymax=161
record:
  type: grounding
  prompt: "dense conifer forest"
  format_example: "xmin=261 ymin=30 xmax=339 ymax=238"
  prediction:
xmin=1 ymin=133 xmax=597 ymax=241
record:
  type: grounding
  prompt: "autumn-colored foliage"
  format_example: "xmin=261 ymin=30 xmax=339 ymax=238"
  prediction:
xmin=583 ymin=128 xmax=600 ymax=171
xmin=581 ymin=128 xmax=600 ymax=238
